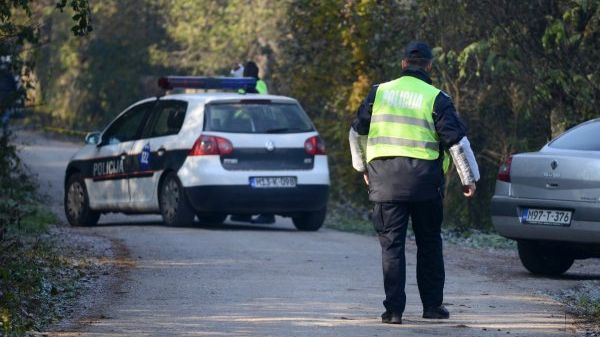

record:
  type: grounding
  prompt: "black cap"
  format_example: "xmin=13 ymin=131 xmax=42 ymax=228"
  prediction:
xmin=404 ymin=41 xmax=433 ymax=60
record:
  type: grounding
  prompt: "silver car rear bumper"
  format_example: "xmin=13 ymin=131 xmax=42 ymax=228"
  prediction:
xmin=491 ymin=195 xmax=600 ymax=244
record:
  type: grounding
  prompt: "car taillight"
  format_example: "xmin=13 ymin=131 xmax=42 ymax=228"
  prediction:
xmin=189 ymin=135 xmax=234 ymax=156
xmin=304 ymin=136 xmax=326 ymax=155
xmin=497 ymin=156 xmax=512 ymax=182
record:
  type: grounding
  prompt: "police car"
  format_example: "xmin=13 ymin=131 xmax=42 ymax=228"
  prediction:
xmin=64 ymin=77 xmax=330 ymax=231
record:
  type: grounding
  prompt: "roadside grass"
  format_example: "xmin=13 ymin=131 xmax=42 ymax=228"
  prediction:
xmin=442 ymin=228 xmax=516 ymax=250
xmin=4 ymin=206 xmax=57 ymax=237
xmin=325 ymin=203 xmax=516 ymax=250
xmin=0 ymin=202 xmax=83 ymax=336
xmin=553 ymin=281 xmax=600 ymax=332
xmin=324 ymin=204 xmax=374 ymax=235
xmin=577 ymin=297 xmax=600 ymax=319
xmin=0 ymin=131 xmax=90 ymax=336
xmin=0 ymin=228 xmax=82 ymax=336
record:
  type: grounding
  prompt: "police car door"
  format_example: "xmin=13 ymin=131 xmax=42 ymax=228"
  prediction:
xmin=127 ymin=100 xmax=188 ymax=211
xmin=88 ymin=102 xmax=154 ymax=210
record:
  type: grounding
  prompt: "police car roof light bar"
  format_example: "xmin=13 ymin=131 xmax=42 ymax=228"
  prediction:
xmin=158 ymin=76 xmax=257 ymax=91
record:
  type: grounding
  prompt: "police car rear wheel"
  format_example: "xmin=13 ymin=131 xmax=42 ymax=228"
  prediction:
xmin=292 ymin=208 xmax=326 ymax=231
xmin=159 ymin=172 xmax=195 ymax=227
xmin=64 ymin=173 xmax=100 ymax=226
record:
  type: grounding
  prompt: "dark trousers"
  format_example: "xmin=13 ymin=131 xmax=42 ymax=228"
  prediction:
xmin=372 ymin=197 xmax=445 ymax=314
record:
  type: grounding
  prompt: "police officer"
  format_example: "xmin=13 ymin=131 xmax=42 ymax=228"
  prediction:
xmin=243 ymin=61 xmax=268 ymax=94
xmin=349 ymin=41 xmax=479 ymax=324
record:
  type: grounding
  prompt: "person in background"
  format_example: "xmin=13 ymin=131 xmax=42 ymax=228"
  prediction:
xmin=230 ymin=63 xmax=244 ymax=78
xmin=243 ymin=61 xmax=268 ymax=94
xmin=0 ymin=57 xmax=18 ymax=134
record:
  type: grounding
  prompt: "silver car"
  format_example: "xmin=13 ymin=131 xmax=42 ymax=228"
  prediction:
xmin=491 ymin=119 xmax=600 ymax=276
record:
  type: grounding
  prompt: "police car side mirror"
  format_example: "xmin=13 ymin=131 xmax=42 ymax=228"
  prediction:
xmin=85 ymin=132 xmax=101 ymax=146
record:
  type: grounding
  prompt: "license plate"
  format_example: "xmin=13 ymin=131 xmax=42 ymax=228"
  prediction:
xmin=250 ymin=176 xmax=296 ymax=188
xmin=521 ymin=208 xmax=572 ymax=226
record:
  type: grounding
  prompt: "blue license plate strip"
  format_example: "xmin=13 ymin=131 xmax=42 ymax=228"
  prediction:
xmin=250 ymin=176 xmax=297 ymax=188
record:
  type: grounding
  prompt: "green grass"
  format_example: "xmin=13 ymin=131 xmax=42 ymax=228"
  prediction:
xmin=0 ymin=204 xmax=87 ymax=337
xmin=576 ymin=295 xmax=600 ymax=320
xmin=554 ymin=281 xmax=600 ymax=328
xmin=442 ymin=228 xmax=516 ymax=250
xmin=324 ymin=202 xmax=374 ymax=235
xmin=5 ymin=206 xmax=57 ymax=237
xmin=0 ymin=237 xmax=85 ymax=336
xmin=0 ymin=131 xmax=87 ymax=336
xmin=325 ymin=215 xmax=374 ymax=235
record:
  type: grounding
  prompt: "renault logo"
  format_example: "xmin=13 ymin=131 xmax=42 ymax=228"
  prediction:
xmin=550 ymin=160 xmax=558 ymax=170
xmin=265 ymin=140 xmax=275 ymax=152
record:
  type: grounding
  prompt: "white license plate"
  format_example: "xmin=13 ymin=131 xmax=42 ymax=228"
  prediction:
xmin=521 ymin=208 xmax=572 ymax=226
xmin=250 ymin=176 xmax=296 ymax=188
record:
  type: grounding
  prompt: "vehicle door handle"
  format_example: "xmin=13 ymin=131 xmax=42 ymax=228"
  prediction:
xmin=546 ymin=183 xmax=559 ymax=189
xmin=157 ymin=148 xmax=166 ymax=156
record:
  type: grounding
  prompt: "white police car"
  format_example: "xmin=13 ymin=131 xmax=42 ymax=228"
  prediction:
xmin=64 ymin=77 xmax=330 ymax=230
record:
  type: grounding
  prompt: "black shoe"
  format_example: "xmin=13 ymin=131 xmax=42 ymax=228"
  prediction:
xmin=252 ymin=214 xmax=275 ymax=224
xmin=423 ymin=305 xmax=450 ymax=319
xmin=381 ymin=311 xmax=402 ymax=324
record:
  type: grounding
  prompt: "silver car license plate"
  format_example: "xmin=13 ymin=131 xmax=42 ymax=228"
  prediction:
xmin=250 ymin=176 xmax=297 ymax=188
xmin=521 ymin=208 xmax=572 ymax=226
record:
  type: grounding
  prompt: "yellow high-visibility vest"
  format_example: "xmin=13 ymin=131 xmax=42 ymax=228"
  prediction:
xmin=367 ymin=76 xmax=449 ymax=172
xmin=256 ymin=80 xmax=268 ymax=94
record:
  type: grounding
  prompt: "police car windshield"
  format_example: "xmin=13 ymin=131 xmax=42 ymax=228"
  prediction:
xmin=204 ymin=102 xmax=314 ymax=134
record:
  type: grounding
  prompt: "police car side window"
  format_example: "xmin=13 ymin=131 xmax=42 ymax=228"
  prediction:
xmin=102 ymin=103 xmax=152 ymax=145
xmin=149 ymin=100 xmax=188 ymax=138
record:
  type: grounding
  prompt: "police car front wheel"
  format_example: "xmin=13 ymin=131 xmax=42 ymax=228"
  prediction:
xmin=64 ymin=173 xmax=100 ymax=226
xmin=292 ymin=208 xmax=326 ymax=231
xmin=159 ymin=172 xmax=195 ymax=227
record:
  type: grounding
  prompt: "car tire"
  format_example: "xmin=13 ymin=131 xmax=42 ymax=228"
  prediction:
xmin=292 ymin=208 xmax=326 ymax=231
xmin=159 ymin=172 xmax=195 ymax=227
xmin=517 ymin=240 xmax=574 ymax=276
xmin=64 ymin=173 xmax=100 ymax=226
xmin=196 ymin=212 xmax=227 ymax=225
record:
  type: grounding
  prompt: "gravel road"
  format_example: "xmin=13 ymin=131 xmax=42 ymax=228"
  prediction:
xmin=16 ymin=130 xmax=599 ymax=336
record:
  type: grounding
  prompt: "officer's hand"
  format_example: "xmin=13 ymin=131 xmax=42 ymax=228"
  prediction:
xmin=363 ymin=172 xmax=369 ymax=186
xmin=463 ymin=184 xmax=476 ymax=199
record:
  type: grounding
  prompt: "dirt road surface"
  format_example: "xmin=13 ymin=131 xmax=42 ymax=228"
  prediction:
xmin=16 ymin=130 xmax=599 ymax=336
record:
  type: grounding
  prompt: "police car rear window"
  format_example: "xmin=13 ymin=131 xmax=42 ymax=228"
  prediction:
xmin=204 ymin=102 xmax=314 ymax=134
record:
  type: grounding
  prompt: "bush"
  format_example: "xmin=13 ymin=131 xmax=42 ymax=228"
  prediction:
xmin=0 ymin=131 xmax=74 ymax=336
xmin=0 ymin=131 xmax=37 ymax=240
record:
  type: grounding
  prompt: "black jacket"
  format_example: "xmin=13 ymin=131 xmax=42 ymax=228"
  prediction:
xmin=351 ymin=68 xmax=466 ymax=202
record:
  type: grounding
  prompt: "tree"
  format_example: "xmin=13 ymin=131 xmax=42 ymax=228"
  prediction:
xmin=26 ymin=0 xmax=600 ymax=231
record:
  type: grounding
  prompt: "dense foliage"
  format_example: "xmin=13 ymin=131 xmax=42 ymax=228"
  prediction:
xmin=30 ymin=0 xmax=600 ymax=230
xmin=0 ymin=1 xmax=92 ymax=335
xmin=0 ymin=0 xmax=91 ymax=236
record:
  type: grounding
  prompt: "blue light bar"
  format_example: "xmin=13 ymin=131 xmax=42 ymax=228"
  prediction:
xmin=158 ymin=76 xmax=257 ymax=91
